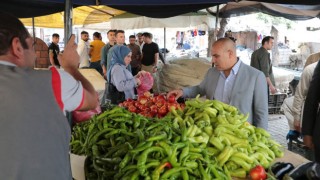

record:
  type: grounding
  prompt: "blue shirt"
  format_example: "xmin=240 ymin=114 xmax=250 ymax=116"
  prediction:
xmin=214 ymin=60 xmax=241 ymax=104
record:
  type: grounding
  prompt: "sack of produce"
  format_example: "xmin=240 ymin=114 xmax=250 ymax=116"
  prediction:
xmin=157 ymin=58 xmax=211 ymax=92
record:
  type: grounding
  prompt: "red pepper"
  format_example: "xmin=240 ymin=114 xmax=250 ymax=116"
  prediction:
xmin=164 ymin=162 xmax=172 ymax=169
xmin=249 ymin=165 xmax=267 ymax=180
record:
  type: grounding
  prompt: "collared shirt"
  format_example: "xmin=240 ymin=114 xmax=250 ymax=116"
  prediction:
xmin=77 ymin=39 xmax=90 ymax=68
xmin=0 ymin=60 xmax=16 ymax=66
xmin=214 ymin=60 xmax=241 ymax=104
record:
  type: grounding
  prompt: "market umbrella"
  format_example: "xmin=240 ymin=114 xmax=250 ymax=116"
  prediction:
xmin=20 ymin=5 xmax=125 ymax=28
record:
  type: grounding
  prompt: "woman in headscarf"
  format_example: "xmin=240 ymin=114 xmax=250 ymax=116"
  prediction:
xmin=107 ymin=45 xmax=144 ymax=104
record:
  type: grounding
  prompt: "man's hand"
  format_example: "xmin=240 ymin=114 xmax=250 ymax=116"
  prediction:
xmin=167 ymin=89 xmax=183 ymax=100
xmin=135 ymin=70 xmax=148 ymax=78
xmin=269 ymin=85 xmax=277 ymax=94
xmin=58 ymin=34 xmax=79 ymax=71
xmin=294 ymin=119 xmax=301 ymax=132
xmin=152 ymin=66 xmax=157 ymax=73
xmin=303 ymin=135 xmax=314 ymax=149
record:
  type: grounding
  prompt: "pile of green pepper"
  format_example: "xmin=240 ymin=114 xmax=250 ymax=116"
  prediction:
xmin=71 ymin=96 xmax=283 ymax=179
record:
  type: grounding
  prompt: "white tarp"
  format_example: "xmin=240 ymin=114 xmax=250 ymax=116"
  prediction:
xmin=110 ymin=13 xmax=216 ymax=30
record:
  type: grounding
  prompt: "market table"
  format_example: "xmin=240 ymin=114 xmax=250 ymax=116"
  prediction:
xmin=79 ymin=69 xmax=106 ymax=103
xmin=70 ymin=149 xmax=310 ymax=180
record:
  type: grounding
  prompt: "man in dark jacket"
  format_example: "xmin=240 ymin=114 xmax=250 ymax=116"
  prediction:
xmin=302 ymin=60 xmax=320 ymax=163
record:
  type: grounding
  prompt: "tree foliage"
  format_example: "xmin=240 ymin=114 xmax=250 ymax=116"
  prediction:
xmin=256 ymin=13 xmax=293 ymax=29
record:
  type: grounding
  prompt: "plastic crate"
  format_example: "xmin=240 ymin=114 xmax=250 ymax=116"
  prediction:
xmin=276 ymin=93 xmax=287 ymax=103
xmin=268 ymin=93 xmax=287 ymax=108
xmin=268 ymin=107 xmax=281 ymax=114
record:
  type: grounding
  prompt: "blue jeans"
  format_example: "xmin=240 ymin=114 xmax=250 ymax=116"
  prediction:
xmin=89 ymin=60 xmax=103 ymax=76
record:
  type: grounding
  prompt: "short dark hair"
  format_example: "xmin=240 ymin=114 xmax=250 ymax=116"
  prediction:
xmin=81 ymin=31 xmax=88 ymax=35
xmin=262 ymin=36 xmax=274 ymax=45
xmin=93 ymin=32 xmax=101 ymax=38
xmin=52 ymin=33 xmax=59 ymax=38
xmin=107 ymin=29 xmax=117 ymax=35
xmin=0 ymin=12 xmax=30 ymax=55
xmin=142 ymin=32 xmax=152 ymax=39
xmin=115 ymin=30 xmax=125 ymax=37
xmin=129 ymin=35 xmax=136 ymax=39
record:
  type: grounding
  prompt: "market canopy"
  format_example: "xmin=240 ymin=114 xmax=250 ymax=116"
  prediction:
xmin=215 ymin=1 xmax=320 ymax=20
xmin=110 ymin=12 xmax=215 ymax=30
xmin=3 ymin=0 xmax=319 ymax=19
xmin=20 ymin=6 xmax=124 ymax=28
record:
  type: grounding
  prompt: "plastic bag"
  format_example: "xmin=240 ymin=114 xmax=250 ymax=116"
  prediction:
xmin=137 ymin=72 xmax=154 ymax=96
xmin=72 ymin=95 xmax=101 ymax=123
xmin=72 ymin=104 xmax=101 ymax=123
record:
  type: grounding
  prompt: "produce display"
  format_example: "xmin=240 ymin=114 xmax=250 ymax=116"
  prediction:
xmin=119 ymin=92 xmax=185 ymax=118
xmin=70 ymin=96 xmax=283 ymax=180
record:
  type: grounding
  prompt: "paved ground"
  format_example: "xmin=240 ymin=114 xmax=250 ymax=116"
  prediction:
xmin=268 ymin=114 xmax=289 ymax=149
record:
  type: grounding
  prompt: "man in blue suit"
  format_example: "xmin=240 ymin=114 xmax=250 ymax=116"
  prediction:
xmin=168 ymin=38 xmax=268 ymax=129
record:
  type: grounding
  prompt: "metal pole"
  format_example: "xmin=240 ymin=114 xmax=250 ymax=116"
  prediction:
xmin=214 ymin=5 xmax=220 ymax=41
xmin=32 ymin=17 xmax=36 ymax=39
xmin=164 ymin=27 xmax=166 ymax=61
xmin=64 ymin=0 xmax=73 ymax=47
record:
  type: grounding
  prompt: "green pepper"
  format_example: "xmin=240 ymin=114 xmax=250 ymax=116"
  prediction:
xmin=229 ymin=156 xmax=251 ymax=171
xmin=198 ymin=161 xmax=210 ymax=180
xmin=130 ymin=141 xmax=153 ymax=154
xmin=229 ymin=168 xmax=246 ymax=178
xmin=158 ymin=141 xmax=173 ymax=156
xmin=185 ymin=161 xmax=198 ymax=169
xmin=147 ymin=133 xmax=167 ymax=142
xmin=152 ymin=162 xmax=172 ymax=180
xmin=169 ymin=146 xmax=180 ymax=167
xmin=181 ymin=170 xmax=189 ymax=180
xmin=137 ymin=147 xmax=164 ymax=175
xmin=217 ymin=146 xmax=233 ymax=167
xmin=179 ymin=145 xmax=189 ymax=163
xmin=119 ymin=153 xmax=131 ymax=169
xmin=160 ymin=167 xmax=190 ymax=180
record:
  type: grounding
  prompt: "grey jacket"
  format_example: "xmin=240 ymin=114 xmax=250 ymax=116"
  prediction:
xmin=183 ymin=62 xmax=268 ymax=129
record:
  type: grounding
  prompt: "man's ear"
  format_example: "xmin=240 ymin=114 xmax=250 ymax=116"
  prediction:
xmin=228 ymin=49 xmax=233 ymax=58
xmin=11 ymin=37 xmax=24 ymax=60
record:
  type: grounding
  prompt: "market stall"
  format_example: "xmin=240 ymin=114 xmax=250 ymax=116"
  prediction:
xmin=69 ymin=95 xmax=312 ymax=180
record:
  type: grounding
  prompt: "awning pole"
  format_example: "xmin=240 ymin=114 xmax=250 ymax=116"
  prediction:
xmin=214 ymin=5 xmax=220 ymax=41
xmin=32 ymin=17 xmax=35 ymax=38
xmin=64 ymin=0 xmax=73 ymax=46
xmin=164 ymin=27 xmax=166 ymax=61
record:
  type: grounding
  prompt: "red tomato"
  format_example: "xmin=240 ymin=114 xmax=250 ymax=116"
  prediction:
xmin=156 ymin=99 xmax=166 ymax=108
xmin=168 ymin=95 xmax=176 ymax=103
xmin=122 ymin=101 xmax=129 ymax=107
xmin=158 ymin=105 xmax=168 ymax=115
xmin=143 ymin=91 xmax=152 ymax=98
xmin=128 ymin=105 xmax=137 ymax=113
xmin=150 ymin=105 xmax=158 ymax=114
xmin=157 ymin=94 xmax=166 ymax=101
xmin=151 ymin=97 xmax=158 ymax=104
xmin=249 ymin=165 xmax=267 ymax=180
xmin=139 ymin=97 xmax=148 ymax=105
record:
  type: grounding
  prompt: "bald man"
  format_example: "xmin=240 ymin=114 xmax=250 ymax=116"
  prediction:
xmin=168 ymin=38 xmax=268 ymax=129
